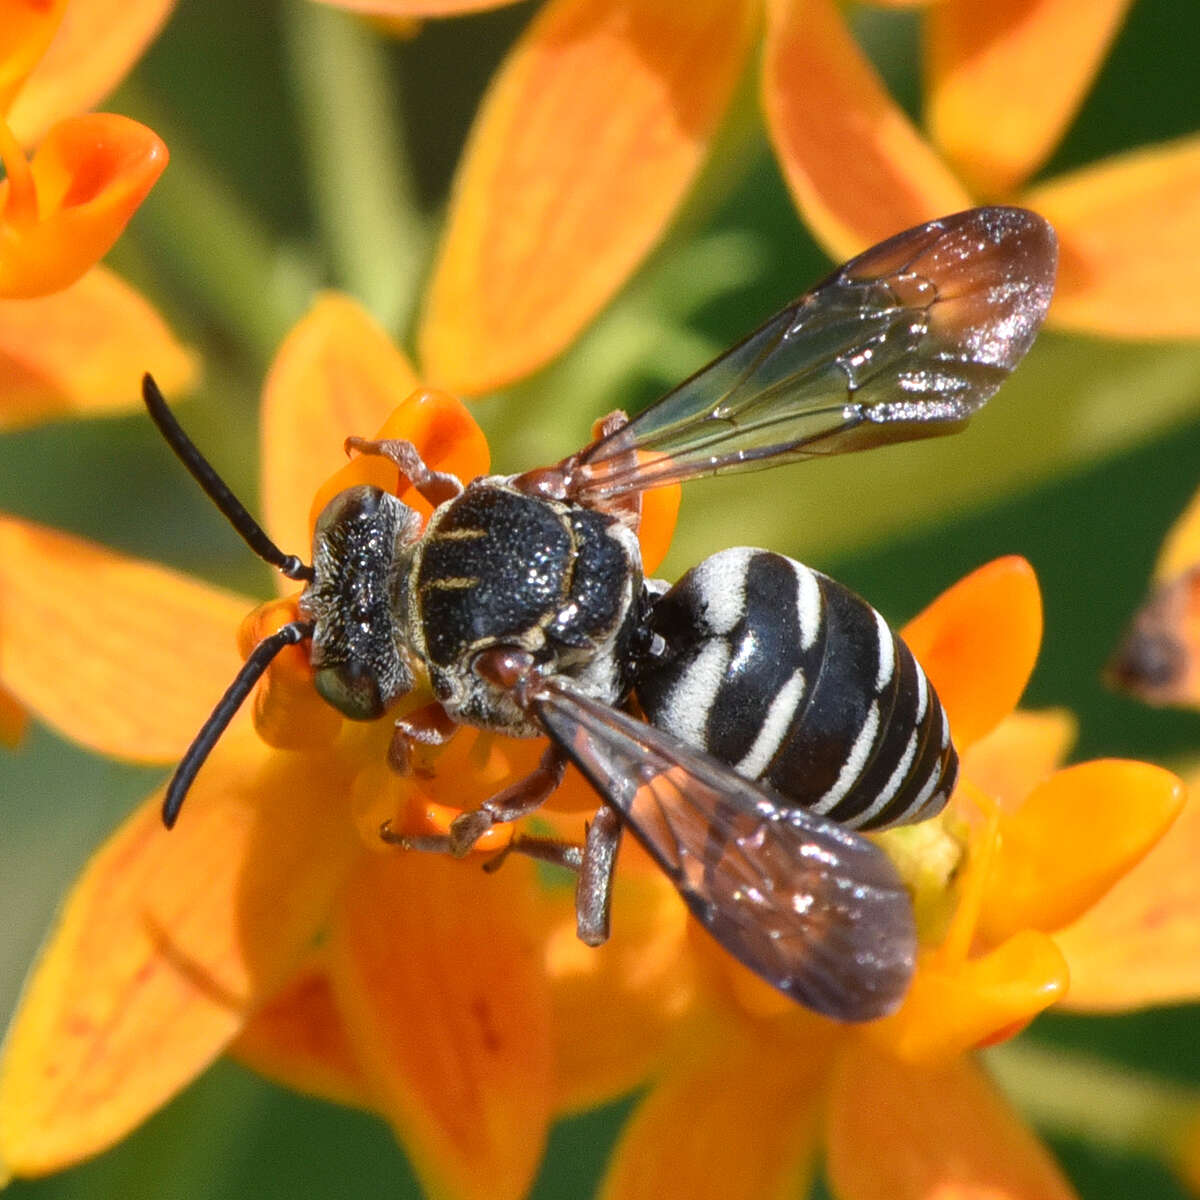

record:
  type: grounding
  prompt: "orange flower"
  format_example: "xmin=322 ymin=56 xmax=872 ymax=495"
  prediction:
xmin=0 ymin=293 xmax=679 ymax=1198
xmin=0 ymin=0 xmax=192 ymax=430
xmin=311 ymin=0 xmax=1198 ymax=394
xmin=533 ymin=557 xmax=1185 ymax=1200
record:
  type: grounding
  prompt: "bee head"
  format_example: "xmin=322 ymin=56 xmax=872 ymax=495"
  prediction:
xmin=302 ymin=483 xmax=422 ymax=720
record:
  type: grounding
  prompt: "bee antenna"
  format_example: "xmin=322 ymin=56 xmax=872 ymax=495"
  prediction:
xmin=162 ymin=620 xmax=315 ymax=828
xmin=142 ymin=374 xmax=315 ymax=583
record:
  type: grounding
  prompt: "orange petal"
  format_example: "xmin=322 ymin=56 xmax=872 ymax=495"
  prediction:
xmin=0 ymin=682 xmax=27 ymax=744
xmin=418 ymin=0 xmax=756 ymax=393
xmin=546 ymin=869 xmax=696 ymax=1113
xmin=229 ymin=962 xmax=375 ymax=1111
xmin=867 ymin=932 xmax=1068 ymax=1066
xmin=901 ymin=557 xmax=1042 ymax=750
xmin=237 ymin=597 xmax=344 ymax=753
xmin=978 ymin=760 xmax=1185 ymax=945
xmin=962 ymin=709 xmax=1077 ymax=812
xmin=327 ymin=851 xmax=552 ymax=1200
xmin=260 ymin=293 xmax=421 ymax=559
xmin=0 ymin=729 xmax=361 ymax=1176
xmin=0 ymin=515 xmax=253 ymax=762
xmin=0 ymin=114 xmax=167 ymax=298
xmin=926 ymin=0 xmax=1133 ymax=196
xmin=637 ymin=479 xmax=680 ymax=577
xmin=9 ymin=0 xmax=174 ymax=146
xmin=1056 ymin=785 xmax=1200 ymax=1011
xmin=761 ymin=0 xmax=971 ymax=262
xmin=826 ymin=1039 xmax=1077 ymax=1200
xmin=1025 ymin=135 xmax=1200 ymax=339
xmin=0 ymin=0 xmax=67 ymax=115
xmin=1107 ymin=570 xmax=1200 ymax=707
xmin=1155 ymin=484 xmax=1200 ymax=584
xmin=0 ymin=264 xmax=196 ymax=430
xmin=314 ymin=0 xmax=519 ymax=13
xmin=599 ymin=1027 xmax=830 ymax=1200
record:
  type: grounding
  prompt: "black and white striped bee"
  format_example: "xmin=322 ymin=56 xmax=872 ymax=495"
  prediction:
xmin=146 ymin=206 xmax=1056 ymax=1023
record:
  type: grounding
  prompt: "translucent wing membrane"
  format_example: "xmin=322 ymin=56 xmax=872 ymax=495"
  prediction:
xmin=570 ymin=207 xmax=1057 ymax=499
xmin=536 ymin=683 xmax=916 ymax=1020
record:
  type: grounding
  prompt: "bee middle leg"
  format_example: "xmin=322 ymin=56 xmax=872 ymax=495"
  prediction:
xmin=379 ymin=742 xmax=567 ymax=856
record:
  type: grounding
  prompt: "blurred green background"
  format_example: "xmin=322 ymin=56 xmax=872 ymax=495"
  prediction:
xmin=4 ymin=0 xmax=1200 ymax=1196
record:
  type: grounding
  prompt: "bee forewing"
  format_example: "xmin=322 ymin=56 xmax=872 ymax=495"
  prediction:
xmin=572 ymin=206 xmax=1057 ymax=499
xmin=535 ymin=682 xmax=917 ymax=1021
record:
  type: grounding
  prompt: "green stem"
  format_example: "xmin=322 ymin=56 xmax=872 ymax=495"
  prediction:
xmin=112 ymin=81 xmax=309 ymax=365
xmin=987 ymin=1039 xmax=1199 ymax=1163
xmin=282 ymin=4 xmax=428 ymax=337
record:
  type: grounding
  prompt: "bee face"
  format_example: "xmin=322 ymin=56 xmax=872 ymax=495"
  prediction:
xmin=302 ymin=484 xmax=419 ymax=720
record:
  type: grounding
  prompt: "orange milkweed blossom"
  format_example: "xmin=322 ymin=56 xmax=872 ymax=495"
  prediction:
xmin=533 ymin=556 xmax=1188 ymax=1200
xmin=0 ymin=0 xmax=191 ymax=433
xmin=310 ymin=0 xmax=1200 ymax=396
xmin=0 ymin=292 xmax=680 ymax=1200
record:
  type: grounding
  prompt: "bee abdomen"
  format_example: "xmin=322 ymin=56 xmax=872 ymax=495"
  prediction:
xmin=635 ymin=548 xmax=955 ymax=831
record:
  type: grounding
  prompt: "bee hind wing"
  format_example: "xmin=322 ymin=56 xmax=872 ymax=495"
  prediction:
xmin=534 ymin=681 xmax=917 ymax=1021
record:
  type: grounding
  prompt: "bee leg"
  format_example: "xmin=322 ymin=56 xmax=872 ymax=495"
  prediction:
xmin=575 ymin=805 xmax=623 ymax=945
xmin=387 ymin=701 xmax=458 ymax=776
xmin=485 ymin=805 xmax=623 ymax=946
xmin=344 ymin=436 xmax=463 ymax=506
xmin=448 ymin=744 xmax=567 ymax=855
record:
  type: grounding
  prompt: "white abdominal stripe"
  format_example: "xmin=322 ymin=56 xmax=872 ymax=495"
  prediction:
xmin=636 ymin=548 xmax=955 ymax=831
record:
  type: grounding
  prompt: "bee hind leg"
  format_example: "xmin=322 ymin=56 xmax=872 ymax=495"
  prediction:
xmin=490 ymin=805 xmax=624 ymax=947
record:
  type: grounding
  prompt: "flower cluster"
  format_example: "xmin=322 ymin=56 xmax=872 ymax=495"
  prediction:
xmin=3 ymin=3 xmax=1200 ymax=1199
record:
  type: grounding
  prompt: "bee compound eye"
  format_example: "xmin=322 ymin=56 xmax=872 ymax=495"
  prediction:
xmin=313 ymin=661 xmax=385 ymax=720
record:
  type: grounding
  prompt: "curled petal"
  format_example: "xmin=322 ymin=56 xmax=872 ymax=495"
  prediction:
xmin=901 ymin=557 xmax=1042 ymax=750
xmin=1057 ymin=787 xmax=1200 ymax=1011
xmin=826 ymin=1039 xmax=1078 ymax=1200
xmin=762 ymin=0 xmax=971 ymax=262
xmin=637 ymin=478 xmax=680 ymax=577
xmin=230 ymin=963 xmax=375 ymax=1112
xmin=0 ymin=265 xmax=196 ymax=431
xmin=926 ymin=0 xmax=1133 ymax=196
xmin=9 ymin=0 xmax=174 ymax=145
xmin=867 ymin=932 xmax=1068 ymax=1066
xmin=1025 ymin=135 xmax=1200 ymax=339
xmin=260 ymin=293 xmax=421 ymax=559
xmin=327 ymin=852 xmax=552 ymax=1200
xmin=238 ymin=597 xmax=343 ymax=752
xmin=0 ymin=732 xmax=361 ymax=1176
xmin=0 ymin=515 xmax=251 ymax=762
xmin=419 ymin=0 xmax=756 ymax=393
xmin=0 ymin=0 xmax=67 ymax=115
xmin=978 ymin=760 xmax=1185 ymax=945
xmin=0 ymin=114 xmax=167 ymax=298
xmin=599 ymin=1028 xmax=830 ymax=1200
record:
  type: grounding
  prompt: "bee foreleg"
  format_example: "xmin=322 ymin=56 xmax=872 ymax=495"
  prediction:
xmin=447 ymin=743 xmax=568 ymax=855
xmin=387 ymin=701 xmax=458 ymax=776
xmin=344 ymin=436 xmax=463 ymax=506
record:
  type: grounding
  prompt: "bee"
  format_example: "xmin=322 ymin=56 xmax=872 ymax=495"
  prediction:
xmin=145 ymin=206 xmax=1056 ymax=1022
